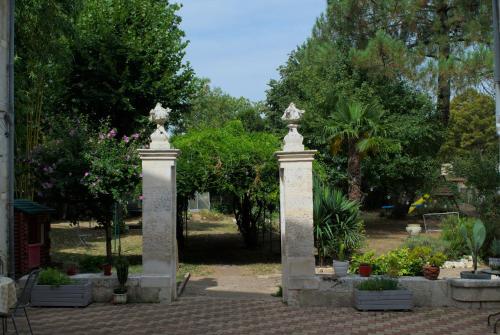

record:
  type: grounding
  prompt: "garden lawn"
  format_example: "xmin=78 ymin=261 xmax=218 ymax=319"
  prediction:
xmin=50 ymin=211 xmax=281 ymax=280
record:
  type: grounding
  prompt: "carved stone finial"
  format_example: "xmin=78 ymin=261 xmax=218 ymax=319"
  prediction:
xmin=149 ymin=103 xmax=171 ymax=149
xmin=282 ymin=103 xmax=305 ymax=151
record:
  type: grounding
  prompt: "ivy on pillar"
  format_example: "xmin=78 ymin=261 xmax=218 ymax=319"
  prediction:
xmin=275 ymin=103 xmax=319 ymax=305
xmin=138 ymin=103 xmax=179 ymax=303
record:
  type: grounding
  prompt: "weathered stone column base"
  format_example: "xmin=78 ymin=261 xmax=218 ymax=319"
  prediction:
xmin=140 ymin=274 xmax=174 ymax=303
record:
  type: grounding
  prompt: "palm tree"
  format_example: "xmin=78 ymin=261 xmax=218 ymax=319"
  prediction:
xmin=323 ymin=100 xmax=399 ymax=202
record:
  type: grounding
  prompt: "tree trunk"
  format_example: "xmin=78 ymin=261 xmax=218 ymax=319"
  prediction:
xmin=347 ymin=141 xmax=362 ymax=202
xmin=437 ymin=3 xmax=451 ymax=125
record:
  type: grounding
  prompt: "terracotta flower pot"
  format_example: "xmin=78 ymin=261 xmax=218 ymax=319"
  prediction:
xmin=103 ymin=263 xmax=112 ymax=276
xmin=359 ymin=264 xmax=372 ymax=277
xmin=423 ymin=265 xmax=440 ymax=280
xmin=66 ymin=266 xmax=77 ymax=276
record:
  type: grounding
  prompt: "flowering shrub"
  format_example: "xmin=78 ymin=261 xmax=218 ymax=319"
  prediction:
xmin=83 ymin=127 xmax=141 ymax=205
xmin=31 ymin=115 xmax=94 ymax=222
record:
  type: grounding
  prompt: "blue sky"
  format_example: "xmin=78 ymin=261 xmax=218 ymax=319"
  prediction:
xmin=176 ymin=1 xmax=326 ymax=102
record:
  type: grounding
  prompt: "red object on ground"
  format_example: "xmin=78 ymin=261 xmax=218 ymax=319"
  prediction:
xmin=359 ymin=264 xmax=372 ymax=277
xmin=103 ymin=263 xmax=112 ymax=276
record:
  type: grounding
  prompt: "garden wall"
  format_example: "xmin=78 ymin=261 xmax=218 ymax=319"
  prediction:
xmin=288 ymin=275 xmax=500 ymax=309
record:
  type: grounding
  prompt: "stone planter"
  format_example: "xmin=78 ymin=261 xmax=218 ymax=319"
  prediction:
xmin=423 ymin=265 xmax=440 ymax=280
xmin=31 ymin=282 xmax=92 ymax=307
xmin=405 ymin=224 xmax=422 ymax=236
xmin=333 ymin=260 xmax=349 ymax=277
xmin=460 ymin=271 xmax=491 ymax=280
xmin=354 ymin=288 xmax=413 ymax=311
xmin=489 ymin=257 xmax=500 ymax=271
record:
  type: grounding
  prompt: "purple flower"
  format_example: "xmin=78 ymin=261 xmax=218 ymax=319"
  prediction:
xmin=84 ymin=172 xmax=90 ymax=177
xmin=131 ymin=133 xmax=140 ymax=139
xmin=123 ymin=135 xmax=130 ymax=143
xmin=139 ymin=195 xmax=144 ymax=200
xmin=107 ymin=129 xmax=117 ymax=139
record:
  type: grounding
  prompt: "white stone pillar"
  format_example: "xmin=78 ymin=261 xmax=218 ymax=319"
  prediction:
xmin=276 ymin=103 xmax=319 ymax=305
xmin=138 ymin=103 xmax=179 ymax=303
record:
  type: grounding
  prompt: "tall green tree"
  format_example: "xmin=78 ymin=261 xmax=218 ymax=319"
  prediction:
xmin=15 ymin=0 xmax=80 ymax=198
xmin=65 ymin=0 xmax=196 ymax=134
xmin=319 ymin=0 xmax=492 ymax=124
xmin=440 ymin=89 xmax=497 ymax=159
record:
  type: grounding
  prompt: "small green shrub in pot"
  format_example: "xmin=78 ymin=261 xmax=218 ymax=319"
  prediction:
xmin=38 ymin=268 xmax=73 ymax=286
xmin=489 ymin=239 xmax=500 ymax=270
xmin=422 ymin=252 xmax=447 ymax=280
xmin=357 ymin=278 xmax=399 ymax=291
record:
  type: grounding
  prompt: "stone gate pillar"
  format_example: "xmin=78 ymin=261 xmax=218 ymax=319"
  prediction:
xmin=275 ymin=103 xmax=319 ymax=305
xmin=138 ymin=103 xmax=179 ymax=303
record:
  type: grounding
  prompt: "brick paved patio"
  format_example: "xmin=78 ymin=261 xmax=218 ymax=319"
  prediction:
xmin=4 ymin=296 xmax=493 ymax=334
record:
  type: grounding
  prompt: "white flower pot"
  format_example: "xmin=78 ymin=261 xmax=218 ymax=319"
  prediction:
xmin=333 ymin=260 xmax=349 ymax=277
xmin=406 ymin=224 xmax=422 ymax=236
xmin=113 ymin=292 xmax=128 ymax=304
xmin=489 ymin=257 xmax=500 ymax=270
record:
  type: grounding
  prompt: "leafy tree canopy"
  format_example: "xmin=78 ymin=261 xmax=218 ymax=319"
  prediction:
xmin=440 ymin=89 xmax=497 ymax=159
xmin=266 ymin=36 xmax=442 ymax=207
xmin=173 ymin=121 xmax=280 ymax=247
xmin=182 ymin=80 xmax=266 ymax=132
xmin=65 ymin=0 xmax=196 ymax=134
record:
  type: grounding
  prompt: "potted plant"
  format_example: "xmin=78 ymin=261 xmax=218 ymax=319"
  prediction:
xmin=112 ymin=255 xmax=129 ymax=304
xmin=332 ymin=243 xmax=349 ymax=277
xmin=65 ymin=262 xmax=78 ymax=276
xmin=422 ymin=252 xmax=446 ymax=280
xmin=102 ymin=263 xmax=112 ymax=276
xmin=359 ymin=263 xmax=372 ymax=277
xmin=31 ymin=268 xmax=92 ymax=307
xmin=460 ymin=219 xmax=491 ymax=279
xmin=489 ymin=239 xmax=500 ymax=270
xmin=354 ymin=277 xmax=413 ymax=311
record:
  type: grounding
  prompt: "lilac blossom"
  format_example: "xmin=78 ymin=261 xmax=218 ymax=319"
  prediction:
xmin=107 ymin=129 xmax=117 ymax=138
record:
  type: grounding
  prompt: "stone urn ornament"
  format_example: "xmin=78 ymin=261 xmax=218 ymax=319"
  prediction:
xmin=149 ymin=102 xmax=171 ymax=149
xmin=281 ymin=103 xmax=305 ymax=151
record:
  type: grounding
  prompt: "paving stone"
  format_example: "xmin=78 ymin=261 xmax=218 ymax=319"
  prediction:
xmin=3 ymin=296 xmax=493 ymax=334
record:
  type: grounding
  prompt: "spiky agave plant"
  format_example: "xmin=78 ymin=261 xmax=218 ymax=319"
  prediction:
xmin=313 ymin=177 xmax=365 ymax=265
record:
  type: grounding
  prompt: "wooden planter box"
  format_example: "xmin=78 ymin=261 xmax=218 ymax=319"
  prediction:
xmin=354 ymin=288 xmax=413 ymax=311
xmin=31 ymin=282 xmax=92 ymax=307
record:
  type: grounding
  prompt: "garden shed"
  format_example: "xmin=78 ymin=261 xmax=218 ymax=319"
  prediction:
xmin=14 ymin=199 xmax=54 ymax=277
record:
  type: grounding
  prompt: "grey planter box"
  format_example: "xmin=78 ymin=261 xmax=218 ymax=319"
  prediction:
xmin=354 ymin=288 xmax=413 ymax=311
xmin=31 ymin=282 xmax=92 ymax=307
